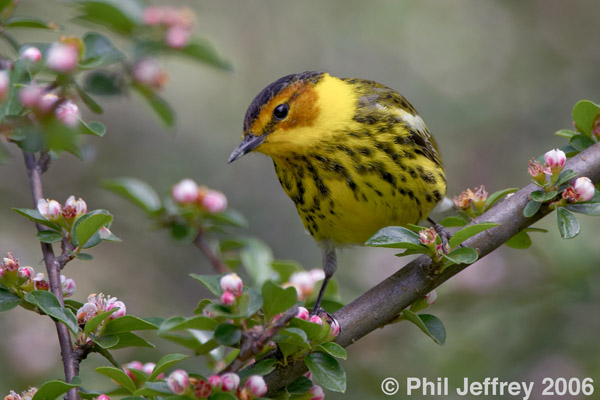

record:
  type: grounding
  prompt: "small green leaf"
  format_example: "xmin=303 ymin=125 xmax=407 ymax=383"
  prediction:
xmin=149 ymin=353 xmax=189 ymax=381
xmin=104 ymin=315 xmax=159 ymax=334
xmin=6 ymin=17 xmax=57 ymax=29
xmin=402 ymin=309 xmax=446 ymax=345
xmin=286 ymin=376 xmax=314 ymax=395
xmin=214 ymin=323 xmax=242 ymax=346
xmin=92 ymin=334 xmax=119 ymax=349
xmin=74 ymin=0 xmax=141 ymax=34
xmin=238 ymin=238 xmax=275 ymax=286
xmin=75 ymin=252 xmax=94 ymax=261
xmin=74 ymin=83 xmax=103 ymax=114
xmin=441 ymin=247 xmax=479 ymax=270
xmin=271 ymin=259 xmax=303 ymax=283
xmin=205 ymin=208 xmax=248 ymax=228
xmin=190 ymin=274 xmax=222 ymax=296
xmin=572 ymin=100 xmax=600 ymax=137
xmin=37 ymin=230 xmax=63 ymax=243
xmin=134 ymin=382 xmax=172 ymax=396
xmin=103 ymin=177 xmax=162 ymax=214
xmin=72 ymin=210 xmax=113 ymax=248
xmin=566 ymin=201 xmax=600 ymax=216
xmin=555 ymin=129 xmax=578 ymax=139
xmin=85 ymin=310 xmax=117 ymax=334
xmin=305 ymin=351 xmax=346 ymax=393
xmin=12 ymin=208 xmax=62 ymax=231
xmin=484 ymin=188 xmax=518 ymax=209
xmin=273 ymin=327 xmax=309 ymax=347
xmin=439 ymin=216 xmax=468 ymax=228
xmin=79 ymin=120 xmax=106 ymax=136
xmin=555 ymin=169 xmax=579 ymax=187
xmin=237 ymin=359 xmax=277 ymax=380
xmin=107 ymin=332 xmax=154 ymax=349
xmin=289 ymin=318 xmax=324 ymax=339
xmin=134 ymin=85 xmax=175 ymax=127
xmin=96 ymin=366 xmax=136 ymax=393
xmin=161 ymin=315 xmax=217 ymax=332
xmin=24 ymin=291 xmax=78 ymax=334
xmin=261 ymin=280 xmax=297 ymax=320
xmin=366 ymin=226 xmax=422 ymax=248
xmin=32 ymin=380 xmax=79 ymax=400
xmin=523 ymin=199 xmax=542 ymax=217
xmin=208 ymin=393 xmax=237 ymax=400
xmin=570 ymin=134 xmax=595 ymax=152
xmin=177 ymin=40 xmax=232 ymax=70
xmin=556 ymin=207 xmax=580 ymax=239
xmin=317 ymin=342 xmax=347 ymax=360
xmin=0 ymin=288 xmax=21 ymax=312
xmin=448 ymin=222 xmax=498 ymax=249
xmin=80 ymin=32 xmax=125 ymax=68
xmin=530 ymin=190 xmax=558 ymax=202
xmin=84 ymin=70 xmax=122 ymax=96
xmin=504 ymin=230 xmax=532 ymax=249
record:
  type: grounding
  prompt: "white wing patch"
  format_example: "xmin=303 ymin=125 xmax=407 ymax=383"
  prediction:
xmin=395 ymin=108 xmax=427 ymax=134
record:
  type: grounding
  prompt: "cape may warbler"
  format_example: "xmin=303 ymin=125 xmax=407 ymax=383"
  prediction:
xmin=229 ymin=71 xmax=446 ymax=313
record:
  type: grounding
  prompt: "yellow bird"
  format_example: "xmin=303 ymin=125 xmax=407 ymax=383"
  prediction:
xmin=229 ymin=71 xmax=446 ymax=313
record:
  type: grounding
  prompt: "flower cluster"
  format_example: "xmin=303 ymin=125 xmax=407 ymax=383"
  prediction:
xmin=562 ymin=177 xmax=595 ymax=203
xmin=166 ymin=369 xmax=267 ymax=400
xmin=171 ymin=179 xmax=228 ymax=214
xmin=4 ymin=387 xmax=38 ymax=400
xmin=0 ymin=252 xmax=75 ymax=297
xmin=295 ymin=306 xmax=340 ymax=341
xmin=133 ymin=59 xmax=169 ymax=90
xmin=304 ymin=372 xmax=326 ymax=400
xmin=453 ymin=185 xmax=489 ymax=216
xmin=417 ymin=227 xmax=449 ymax=260
xmin=76 ymin=293 xmax=126 ymax=326
xmin=18 ymin=83 xmax=81 ymax=127
xmin=283 ymin=268 xmax=326 ymax=301
xmin=123 ymin=360 xmax=164 ymax=380
xmin=142 ymin=5 xmax=196 ymax=49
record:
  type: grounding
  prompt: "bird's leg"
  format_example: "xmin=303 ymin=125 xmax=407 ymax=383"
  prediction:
xmin=311 ymin=247 xmax=337 ymax=317
xmin=428 ymin=217 xmax=451 ymax=250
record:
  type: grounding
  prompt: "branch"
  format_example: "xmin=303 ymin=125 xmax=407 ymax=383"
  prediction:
xmin=264 ymin=143 xmax=600 ymax=394
xmin=195 ymin=232 xmax=230 ymax=274
xmin=23 ymin=151 xmax=79 ymax=400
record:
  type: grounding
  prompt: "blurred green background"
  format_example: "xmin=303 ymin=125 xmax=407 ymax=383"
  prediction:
xmin=1 ymin=0 xmax=599 ymax=398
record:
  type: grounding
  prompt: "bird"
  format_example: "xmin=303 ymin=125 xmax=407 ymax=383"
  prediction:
xmin=228 ymin=71 xmax=446 ymax=314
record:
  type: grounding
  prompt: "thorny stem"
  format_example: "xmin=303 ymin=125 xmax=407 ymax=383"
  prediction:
xmin=195 ymin=231 xmax=229 ymax=274
xmin=23 ymin=151 xmax=79 ymax=400
xmin=262 ymin=143 xmax=600 ymax=395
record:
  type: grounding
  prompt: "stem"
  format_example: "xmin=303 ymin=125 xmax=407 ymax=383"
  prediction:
xmin=195 ymin=232 xmax=229 ymax=274
xmin=262 ymin=143 xmax=600 ymax=395
xmin=23 ymin=151 xmax=79 ymax=400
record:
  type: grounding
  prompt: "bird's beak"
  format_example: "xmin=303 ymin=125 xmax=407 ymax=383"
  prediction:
xmin=228 ymin=133 xmax=266 ymax=163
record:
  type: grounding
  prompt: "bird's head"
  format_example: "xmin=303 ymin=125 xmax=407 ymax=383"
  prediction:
xmin=228 ymin=71 xmax=356 ymax=163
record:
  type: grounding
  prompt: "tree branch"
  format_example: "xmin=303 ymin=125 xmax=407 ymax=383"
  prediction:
xmin=264 ymin=143 xmax=600 ymax=394
xmin=195 ymin=232 xmax=230 ymax=274
xmin=23 ymin=151 xmax=79 ymax=400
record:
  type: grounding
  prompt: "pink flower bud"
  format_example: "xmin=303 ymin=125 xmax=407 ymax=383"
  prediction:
xmin=309 ymin=315 xmax=323 ymax=326
xmin=453 ymin=191 xmax=472 ymax=210
xmin=304 ymin=371 xmax=312 ymax=380
xmin=289 ymin=271 xmax=315 ymax=299
xmin=165 ymin=26 xmax=191 ymax=49
xmin=142 ymin=362 xmax=162 ymax=378
xmin=245 ymin=375 xmax=268 ymax=398
xmin=309 ymin=385 xmax=325 ymax=400
xmin=19 ymin=83 xmax=44 ymax=109
xmin=207 ymin=375 xmax=222 ymax=389
xmin=201 ymin=190 xmax=228 ymax=213
xmin=123 ymin=361 xmax=144 ymax=379
xmin=133 ymin=59 xmax=168 ymax=89
xmin=309 ymin=268 xmax=325 ymax=283
xmin=544 ymin=149 xmax=566 ymax=174
xmin=193 ymin=379 xmax=212 ymax=398
xmin=0 ymin=71 xmax=10 ymax=102
xmin=63 ymin=195 xmax=87 ymax=219
xmin=142 ymin=6 xmax=162 ymax=25
xmin=171 ymin=179 xmax=199 ymax=204
xmin=220 ymin=273 xmax=243 ymax=296
xmin=35 ymin=280 xmax=49 ymax=290
xmin=61 ymin=275 xmax=76 ymax=298
xmin=39 ymin=93 xmax=60 ymax=114
xmin=472 ymin=185 xmax=488 ymax=209
xmin=167 ymin=369 xmax=189 ymax=394
xmin=2 ymin=253 xmax=19 ymax=271
xmin=21 ymin=47 xmax=42 ymax=62
xmin=220 ymin=290 xmax=236 ymax=306
xmin=96 ymin=395 xmax=110 ymax=400
xmin=46 ymin=42 xmax=79 ymax=73
xmin=106 ymin=299 xmax=126 ymax=319
xmin=296 ymin=306 xmax=310 ymax=321
xmin=418 ymin=227 xmax=437 ymax=246
xmin=18 ymin=266 xmax=34 ymax=279
xmin=562 ymin=187 xmax=578 ymax=203
xmin=573 ymin=176 xmax=595 ymax=202
xmin=55 ymin=100 xmax=80 ymax=126
xmin=21 ymin=388 xmax=38 ymax=400
xmin=328 ymin=317 xmax=341 ymax=337
xmin=37 ymin=198 xmax=62 ymax=220
xmin=99 ymin=227 xmax=112 ymax=240
xmin=221 ymin=373 xmax=240 ymax=392
xmin=77 ymin=302 xmax=98 ymax=324
xmin=424 ymin=290 xmax=437 ymax=305
xmin=528 ymin=159 xmax=546 ymax=184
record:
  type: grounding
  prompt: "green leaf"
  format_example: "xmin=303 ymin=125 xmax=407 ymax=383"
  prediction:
xmin=107 ymin=332 xmax=154 ymax=349
xmin=555 ymin=129 xmax=578 ymax=139
xmin=45 ymin=121 xmax=82 ymax=158
xmin=366 ymin=226 xmax=423 ymax=248
xmin=317 ymin=342 xmax=347 ymax=360
xmin=205 ymin=208 xmax=248 ymax=228
xmin=439 ymin=216 xmax=468 ymax=228
xmin=190 ymin=274 xmax=222 ymax=296
xmin=72 ymin=210 xmax=113 ymax=248
xmin=214 ymin=323 xmax=242 ymax=346
xmin=134 ymin=84 xmax=175 ymax=127
xmin=134 ymin=382 xmax=172 ymax=396
xmin=6 ymin=17 xmax=57 ymax=29
xmin=149 ymin=353 xmax=189 ymax=381
xmin=566 ymin=201 xmax=600 ymax=216
xmin=271 ymin=259 xmax=303 ymax=283
xmin=75 ymin=252 xmax=94 ymax=261
xmin=305 ymin=351 xmax=346 ymax=393
xmin=237 ymin=359 xmax=277 ymax=380
xmin=161 ymin=315 xmax=217 ymax=332
xmin=0 ymin=0 xmax=14 ymax=13
xmin=273 ymin=327 xmax=308 ymax=347
xmin=37 ymin=230 xmax=63 ymax=243
xmin=0 ymin=288 xmax=21 ymax=312
xmin=104 ymin=315 xmax=159 ymax=334
xmin=73 ymin=0 xmax=141 ymax=34
xmin=85 ymin=310 xmax=117 ymax=334
xmin=84 ymin=70 xmax=123 ymax=96
xmin=103 ymin=177 xmax=162 ymax=214
xmin=288 ymin=318 xmax=324 ymax=339
xmin=96 ymin=366 xmax=136 ymax=393
xmin=572 ymin=99 xmax=600 ymax=137
xmin=523 ymin=199 xmax=542 ymax=217
xmin=570 ymin=134 xmax=595 ymax=152
xmin=484 ymin=188 xmax=518 ymax=209
xmin=286 ymin=376 xmax=314 ymax=395
xmin=208 ymin=393 xmax=238 ymax=400
xmin=504 ymin=230 xmax=532 ymax=249
xmin=530 ymin=190 xmax=558 ymax=202
xmin=555 ymin=169 xmax=579 ymax=187
xmin=402 ymin=309 xmax=446 ymax=345
xmin=12 ymin=208 xmax=62 ymax=231
xmin=556 ymin=207 xmax=580 ymax=239
xmin=448 ymin=222 xmax=498 ymax=249
xmin=32 ymin=380 xmax=79 ymax=400
xmin=441 ymin=247 xmax=479 ymax=270
xmin=75 ymin=84 xmax=104 ymax=114
xmin=261 ymin=280 xmax=298 ymax=320
xmin=24 ymin=291 xmax=78 ymax=334
xmin=177 ymin=40 xmax=232 ymax=70
xmin=80 ymin=32 xmax=125 ymax=68
xmin=238 ymin=238 xmax=275 ymax=286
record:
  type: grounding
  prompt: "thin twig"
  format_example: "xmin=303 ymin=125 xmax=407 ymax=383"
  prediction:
xmin=23 ymin=151 xmax=79 ymax=400
xmin=195 ymin=232 xmax=229 ymax=274
xmin=262 ymin=143 xmax=600 ymax=395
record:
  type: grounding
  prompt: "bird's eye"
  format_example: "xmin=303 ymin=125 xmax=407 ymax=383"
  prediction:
xmin=273 ymin=104 xmax=289 ymax=120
